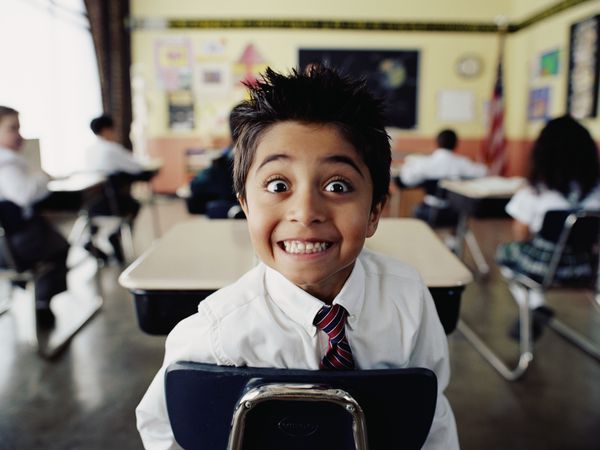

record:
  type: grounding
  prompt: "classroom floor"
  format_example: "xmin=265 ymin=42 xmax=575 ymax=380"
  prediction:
xmin=0 ymin=196 xmax=599 ymax=450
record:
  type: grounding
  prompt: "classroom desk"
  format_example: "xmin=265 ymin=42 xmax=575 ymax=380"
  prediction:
xmin=45 ymin=173 xmax=107 ymax=244
xmin=440 ymin=176 xmax=524 ymax=271
xmin=120 ymin=218 xmax=472 ymax=336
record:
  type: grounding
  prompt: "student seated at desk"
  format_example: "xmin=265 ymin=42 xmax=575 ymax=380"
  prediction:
xmin=81 ymin=114 xmax=145 ymax=263
xmin=136 ymin=67 xmax=458 ymax=449
xmin=0 ymin=106 xmax=69 ymax=327
xmin=497 ymin=115 xmax=600 ymax=339
xmin=186 ymin=107 xmax=244 ymax=218
xmin=398 ymin=129 xmax=487 ymax=225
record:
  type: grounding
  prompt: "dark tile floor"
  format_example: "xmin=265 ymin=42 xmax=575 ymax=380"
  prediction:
xmin=0 ymin=199 xmax=598 ymax=449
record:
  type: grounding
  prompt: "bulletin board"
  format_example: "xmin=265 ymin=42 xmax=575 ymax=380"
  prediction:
xmin=299 ymin=49 xmax=419 ymax=128
xmin=566 ymin=14 xmax=600 ymax=119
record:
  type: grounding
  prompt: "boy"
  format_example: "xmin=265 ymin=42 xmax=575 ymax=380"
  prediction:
xmin=136 ymin=67 xmax=459 ymax=449
xmin=0 ymin=106 xmax=69 ymax=327
xmin=398 ymin=128 xmax=487 ymax=187
xmin=82 ymin=115 xmax=144 ymax=263
xmin=187 ymin=108 xmax=238 ymax=216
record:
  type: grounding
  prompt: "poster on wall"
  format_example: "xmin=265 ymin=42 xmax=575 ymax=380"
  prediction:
xmin=195 ymin=62 xmax=232 ymax=96
xmin=566 ymin=15 xmax=600 ymax=119
xmin=437 ymin=90 xmax=475 ymax=123
xmin=299 ymin=49 xmax=419 ymax=129
xmin=168 ymin=91 xmax=195 ymax=131
xmin=540 ymin=49 xmax=560 ymax=76
xmin=234 ymin=43 xmax=269 ymax=87
xmin=154 ymin=37 xmax=193 ymax=91
xmin=528 ymin=87 xmax=551 ymax=121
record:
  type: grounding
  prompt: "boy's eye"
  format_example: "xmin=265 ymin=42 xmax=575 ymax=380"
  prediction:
xmin=266 ymin=179 xmax=289 ymax=193
xmin=324 ymin=180 xmax=351 ymax=193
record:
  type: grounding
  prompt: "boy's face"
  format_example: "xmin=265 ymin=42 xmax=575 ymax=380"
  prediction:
xmin=0 ymin=114 xmax=23 ymax=151
xmin=240 ymin=121 xmax=383 ymax=302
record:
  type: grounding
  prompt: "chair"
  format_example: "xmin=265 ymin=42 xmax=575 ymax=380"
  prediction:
xmin=205 ymin=200 xmax=245 ymax=219
xmin=458 ymin=209 xmax=600 ymax=381
xmin=0 ymin=200 xmax=103 ymax=358
xmin=93 ymin=172 xmax=139 ymax=263
xmin=165 ymin=361 xmax=438 ymax=450
xmin=0 ymin=202 xmax=34 ymax=316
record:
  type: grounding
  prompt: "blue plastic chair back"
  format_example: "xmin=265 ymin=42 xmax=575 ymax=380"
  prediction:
xmin=165 ymin=362 xmax=437 ymax=450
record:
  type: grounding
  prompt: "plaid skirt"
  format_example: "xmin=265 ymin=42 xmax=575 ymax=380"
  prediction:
xmin=496 ymin=236 xmax=596 ymax=283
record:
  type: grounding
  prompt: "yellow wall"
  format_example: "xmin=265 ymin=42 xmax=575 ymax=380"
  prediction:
xmin=130 ymin=0 xmax=600 ymax=149
xmin=133 ymin=28 xmax=501 ymax=140
xmin=506 ymin=1 xmax=600 ymax=139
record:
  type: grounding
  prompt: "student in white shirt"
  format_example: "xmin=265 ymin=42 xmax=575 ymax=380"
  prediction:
xmin=497 ymin=115 xmax=600 ymax=339
xmin=398 ymin=129 xmax=487 ymax=226
xmin=136 ymin=67 xmax=459 ymax=450
xmin=399 ymin=129 xmax=487 ymax=187
xmin=83 ymin=115 xmax=144 ymax=263
xmin=0 ymin=106 xmax=69 ymax=327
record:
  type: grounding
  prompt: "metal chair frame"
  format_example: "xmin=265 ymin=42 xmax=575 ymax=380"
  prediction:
xmin=228 ymin=383 xmax=368 ymax=450
xmin=0 ymin=208 xmax=102 ymax=358
xmin=459 ymin=209 xmax=600 ymax=381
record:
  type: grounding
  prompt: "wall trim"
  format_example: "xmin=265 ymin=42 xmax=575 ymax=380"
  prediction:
xmin=129 ymin=0 xmax=596 ymax=33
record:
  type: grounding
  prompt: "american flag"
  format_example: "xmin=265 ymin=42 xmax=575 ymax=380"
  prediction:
xmin=483 ymin=45 xmax=507 ymax=175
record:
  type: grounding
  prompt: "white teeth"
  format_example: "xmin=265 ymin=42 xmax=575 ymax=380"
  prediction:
xmin=283 ymin=240 xmax=331 ymax=254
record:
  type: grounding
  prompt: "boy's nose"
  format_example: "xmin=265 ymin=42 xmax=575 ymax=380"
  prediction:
xmin=287 ymin=188 xmax=326 ymax=225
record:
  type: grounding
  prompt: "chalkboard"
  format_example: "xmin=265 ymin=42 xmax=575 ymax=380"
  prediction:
xmin=299 ymin=49 xmax=419 ymax=128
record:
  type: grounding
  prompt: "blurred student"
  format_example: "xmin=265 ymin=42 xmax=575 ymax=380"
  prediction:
xmin=186 ymin=110 xmax=239 ymax=217
xmin=497 ymin=115 xmax=600 ymax=339
xmin=398 ymin=129 xmax=487 ymax=226
xmin=82 ymin=114 xmax=144 ymax=263
xmin=0 ymin=106 xmax=69 ymax=327
xmin=398 ymin=129 xmax=487 ymax=187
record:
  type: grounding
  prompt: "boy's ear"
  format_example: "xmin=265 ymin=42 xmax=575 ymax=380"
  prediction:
xmin=366 ymin=200 xmax=385 ymax=238
xmin=238 ymin=194 xmax=249 ymax=217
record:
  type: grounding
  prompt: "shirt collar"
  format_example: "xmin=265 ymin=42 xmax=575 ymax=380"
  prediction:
xmin=264 ymin=257 xmax=366 ymax=336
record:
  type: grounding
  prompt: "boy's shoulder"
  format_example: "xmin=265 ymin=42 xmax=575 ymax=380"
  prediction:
xmin=0 ymin=147 xmax=19 ymax=165
xmin=359 ymin=248 xmax=424 ymax=284
xmin=198 ymin=263 xmax=265 ymax=318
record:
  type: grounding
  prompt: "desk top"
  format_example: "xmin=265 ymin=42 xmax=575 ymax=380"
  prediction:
xmin=47 ymin=173 xmax=106 ymax=192
xmin=119 ymin=217 xmax=472 ymax=292
xmin=440 ymin=176 xmax=524 ymax=199
xmin=138 ymin=157 xmax=163 ymax=173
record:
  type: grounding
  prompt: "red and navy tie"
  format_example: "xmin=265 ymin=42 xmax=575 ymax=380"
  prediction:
xmin=314 ymin=304 xmax=355 ymax=370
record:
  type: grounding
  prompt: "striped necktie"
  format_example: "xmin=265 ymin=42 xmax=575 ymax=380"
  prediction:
xmin=314 ymin=304 xmax=355 ymax=370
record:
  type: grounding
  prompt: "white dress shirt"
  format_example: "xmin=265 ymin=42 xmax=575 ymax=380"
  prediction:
xmin=81 ymin=137 xmax=143 ymax=175
xmin=506 ymin=184 xmax=600 ymax=233
xmin=400 ymin=148 xmax=487 ymax=187
xmin=136 ymin=249 xmax=459 ymax=450
xmin=0 ymin=146 xmax=49 ymax=211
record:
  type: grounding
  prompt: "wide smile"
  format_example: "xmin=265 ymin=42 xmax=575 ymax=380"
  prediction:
xmin=279 ymin=239 xmax=333 ymax=255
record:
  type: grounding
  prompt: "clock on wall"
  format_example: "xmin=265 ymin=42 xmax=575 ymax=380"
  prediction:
xmin=456 ymin=54 xmax=483 ymax=78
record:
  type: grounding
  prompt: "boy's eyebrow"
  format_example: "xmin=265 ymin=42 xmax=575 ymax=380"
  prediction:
xmin=256 ymin=154 xmax=290 ymax=171
xmin=256 ymin=153 xmax=365 ymax=178
xmin=323 ymin=155 xmax=365 ymax=178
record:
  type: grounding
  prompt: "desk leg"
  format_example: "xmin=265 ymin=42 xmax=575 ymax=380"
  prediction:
xmin=465 ymin=230 xmax=490 ymax=275
xmin=67 ymin=213 xmax=90 ymax=245
xmin=148 ymin=190 xmax=162 ymax=238
xmin=454 ymin=213 xmax=469 ymax=258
